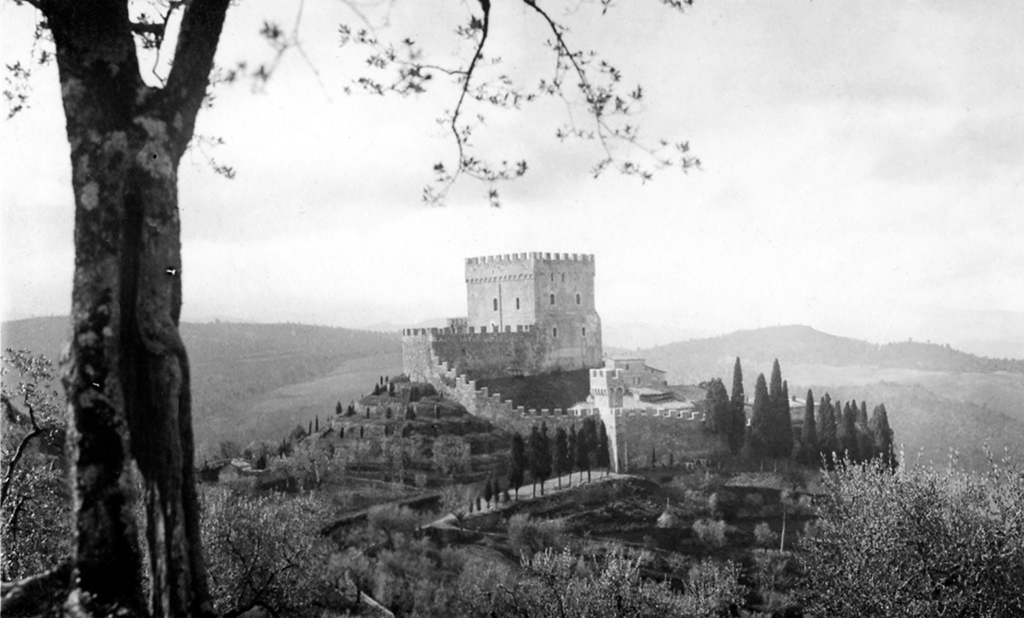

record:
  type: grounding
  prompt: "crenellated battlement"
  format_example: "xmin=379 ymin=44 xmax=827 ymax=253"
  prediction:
xmin=465 ymin=252 xmax=595 ymax=265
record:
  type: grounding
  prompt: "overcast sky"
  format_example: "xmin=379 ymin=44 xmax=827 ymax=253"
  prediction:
xmin=1 ymin=0 xmax=1022 ymax=349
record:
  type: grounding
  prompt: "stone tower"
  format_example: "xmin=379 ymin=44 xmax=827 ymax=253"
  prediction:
xmin=402 ymin=252 xmax=602 ymax=380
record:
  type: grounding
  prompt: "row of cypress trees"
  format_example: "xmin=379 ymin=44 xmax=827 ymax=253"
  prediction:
xmin=707 ymin=357 xmax=896 ymax=470
xmin=507 ymin=416 xmax=611 ymax=498
xmin=797 ymin=392 xmax=896 ymax=470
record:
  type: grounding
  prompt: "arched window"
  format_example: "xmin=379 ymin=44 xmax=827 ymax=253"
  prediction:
xmin=552 ymin=327 xmax=558 ymax=338
xmin=550 ymin=273 xmax=555 ymax=282
xmin=575 ymin=293 xmax=581 ymax=305
xmin=515 ymin=297 xmax=520 ymax=310
xmin=550 ymin=293 xmax=555 ymax=305
xmin=493 ymin=298 xmax=498 ymax=311
xmin=561 ymin=274 xmax=565 ymax=282
xmin=581 ymin=327 xmax=586 ymax=336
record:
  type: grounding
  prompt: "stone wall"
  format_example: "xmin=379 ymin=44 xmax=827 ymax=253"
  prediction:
xmin=607 ymin=410 xmax=726 ymax=472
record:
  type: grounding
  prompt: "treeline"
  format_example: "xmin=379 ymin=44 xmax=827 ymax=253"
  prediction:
xmin=704 ymin=358 xmax=896 ymax=470
xmin=507 ymin=417 xmax=611 ymax=498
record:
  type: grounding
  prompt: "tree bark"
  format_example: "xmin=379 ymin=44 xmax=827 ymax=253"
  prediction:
xmin=34 ymin=1 xmax=230 ymax=616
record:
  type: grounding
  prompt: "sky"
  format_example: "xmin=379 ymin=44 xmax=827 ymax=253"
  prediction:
xmin=1 ymin=0 xmax=1022 ymax=352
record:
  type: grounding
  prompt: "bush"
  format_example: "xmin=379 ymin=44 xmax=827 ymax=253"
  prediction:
xmin=692 ymin=518 xmax=727 ymax=548
xmin=202 ymin=487 xmax=342 ymax=617
xmin=800 ymin=457 xmax=1024 ymax=618
xmin=507 ymin=514 xmax=565 ymax=559
xmin=753 ymin=521 xmax=779 ymax=549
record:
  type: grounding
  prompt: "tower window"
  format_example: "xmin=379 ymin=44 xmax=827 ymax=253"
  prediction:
xmin=575 ymin=293 xmax=581 ymax=305
xmin=515 ymin=297 xmax=520 ymax=310
xmin=582 ymin=327 xmax=586 ymax=336
xmin=561 ymin=274 xmax=565 ymax=282
xmin=552 ymin=327 xmax=558 ymax=338
xmin=550 ymin=273 xmax=555 ymax=282
xmin=493 ymin=298 xmax=498 ymax=311
xmin=550 ymin=294 xmax=555 ymax=305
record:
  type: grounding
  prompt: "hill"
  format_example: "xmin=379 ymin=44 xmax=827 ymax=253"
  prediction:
xmin=1 ymin=317 xmax=403 ymax=450
xmin=639 ymin=325 xmax=1024 ymax=472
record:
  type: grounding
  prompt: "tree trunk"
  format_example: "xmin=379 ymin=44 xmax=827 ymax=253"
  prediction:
xmin=41 ymin=2 xmax=230 ymax=616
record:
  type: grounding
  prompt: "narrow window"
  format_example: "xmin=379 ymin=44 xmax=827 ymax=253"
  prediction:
xmin=550 ymin=293 xmax=555 ymax=305
xmin=550 ymin=273 xmax=555 ymax=282
xmin=582 ymin=327 xmax=586 ymax=336
xmin=493 ymin=298 xmax=498 ymax=311
xmin=561 ymin=274 xmax=565 ymax=282
xmin=575 ymin=293 xmax=581 ymax=305
xmin=515 ymin=297 xmax=520 ymax=310
xmin=552 ymin=327 xmax=558 ymax=338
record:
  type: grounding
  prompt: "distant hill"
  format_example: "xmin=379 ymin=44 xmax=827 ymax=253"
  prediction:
xmin=642 ymin=325 xmax=1023 ymax=386
xmin=1 ymin=317 xmax=403 ymax=450
xmin=639 ymin=325 xmax=1024 ymax=472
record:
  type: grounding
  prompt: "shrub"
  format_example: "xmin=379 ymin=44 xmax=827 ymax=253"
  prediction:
xmin=707 ymin=490 xmax=741 ymax=519
xmin=800 ymin=456 xmax=1024 ymax=618
xmin=753 ymin=521 xmax=779 ymax=549
xmin=202 ymin=487 xmax=341 ymax=617
xmin=507 ymin=514 xmax=565 ymax=559
xmin=692 ymin=518 xmax=727 ymax=548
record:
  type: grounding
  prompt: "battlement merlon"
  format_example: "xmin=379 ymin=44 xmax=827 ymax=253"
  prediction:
xmin=465 ymin=252 xmax=595 ymax=266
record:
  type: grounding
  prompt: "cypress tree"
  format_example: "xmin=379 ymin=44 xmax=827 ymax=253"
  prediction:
xmin=768 ymin=359 xmax=784 ymax=425
xmin=567 ymin=425 xmax=578 ymax=485
xmin=308 ymin=420 xmax=313 ymax=435
xmin=798 ymin=389 xmax=817 ymax=466
xmin=838 ymin=401 xmax=859 ymax=463
xmin=315 ymin=416 xmax=319 ymax=432
xmin=509 ymin=433 xmax=526 ymax=499
xmin=554 ymin=426 xmax=569 ymax=489
xmin=528 ymin=427 xmax=544 ymax=499
xmin=388 ymin=381 xmax=395 ymax=397
xmin=483 ymin=476 xmax=493 ymax=507
xmin=728 ymin=357 xmax=746 ymax=453
xmin=749 ymin=373 xmax=771 ymax=459
xmin=704 ymin=378 xmax=730 ymax=434
xmin=583 ymin=416 xmax=599 ymax=483
xmin=870 ymin=403 xmax=897 ymax=472
xmin=855 ymin=400 xmax=873 ymax=461
xmin=575 ymin=418 xmax=591 ymax=484
xmin=777 ymin=379 xmax=793 ymax=458
xmin=538 ymin=422 xmax=553 ymax=495
xmin=817 ymin=395 xmax=838 ymax=469
xmin=597 ymin=420 xmax=611 ymax=475
xmin=335 ymin=401 xmax=342 ymax=415
xmin=651 ymin=445 xmax=657 ymax=469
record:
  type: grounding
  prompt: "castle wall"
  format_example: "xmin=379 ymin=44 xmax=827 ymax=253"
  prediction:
xmin=603 ymin=409 xmax=726 ymax=471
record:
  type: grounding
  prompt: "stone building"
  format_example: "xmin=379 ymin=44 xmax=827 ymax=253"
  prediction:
xmin=402 ymin=252 xmax=602 ymax=381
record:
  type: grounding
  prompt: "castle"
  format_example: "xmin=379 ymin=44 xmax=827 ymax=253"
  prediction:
xmin=402 ymin=252 xmax=717 ymax=472
xmin=402 ymin=252 xmax=602 ymax=381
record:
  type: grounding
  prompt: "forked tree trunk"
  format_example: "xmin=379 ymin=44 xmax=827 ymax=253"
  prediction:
xmin=37 ymin=2 xmax=230 ymax=616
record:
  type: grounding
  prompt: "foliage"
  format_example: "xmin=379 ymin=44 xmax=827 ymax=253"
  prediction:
xmin=692 ymin=518 xmax=727 ymax=548
xmin=432 ymin=434 xmax=470 ymax=478
xmin=703 ymin=377 xmax=730 ymax=434
xmin=1 ymin=350 xmax=69 ymax=581
xmin=509 ymin=432 xmax=526 ymax=497
xmin=800 ymin=455 xmax=1024 ymax=617
xmin=202 ymin=487 xmax=341 ymax=618
xmin=748 ymin=373 xmax=771 ymax=458
xmin=727 ymin=357 xmax=747 ymax=453
xmin=753 ymin=522 xmax=778 ymax=549
xmin=459 ymin=548 xmax=714 ymax=618
xmin=796 ymin=389 xmax=817 ymax=466
xmin=507 ymin=514 xmax=565 ymax=560
xmin=682 ymin=559 xmax=744 ymax=617
xmin=269 ymin=435 xmax=344 ymax=489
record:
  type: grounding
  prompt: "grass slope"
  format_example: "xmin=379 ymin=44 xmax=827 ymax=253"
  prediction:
xmin=1 ymin=316 xmax=402 ymax=448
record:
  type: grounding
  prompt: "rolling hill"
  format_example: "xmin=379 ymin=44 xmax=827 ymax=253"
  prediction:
xmin=1 ymin=317 xmax=403 ymax=451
